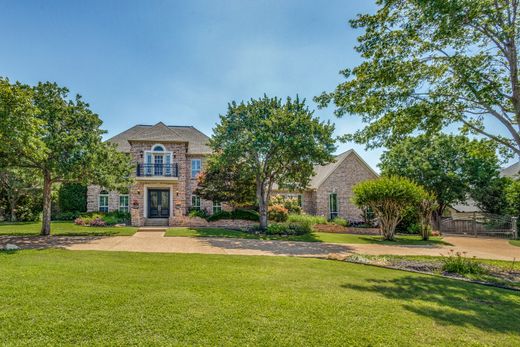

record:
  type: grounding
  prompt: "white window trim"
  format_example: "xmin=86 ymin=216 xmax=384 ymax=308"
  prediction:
xmin=191 ymin=194 xmax=201 ymax=210
xmin=144 ymin=144 xmax=173 ymax=176
xmin=191 ymin=159 xmax=202 ymax=178
xmin=329 ymin=193 xmax=338 ymax=219
xmin=99 ymin=192 xmax=109 ymax=212
xmin=119 ymin=194 xmax=129 ymax=213
xmin=212 ymin=201 xmax=222 ymax=214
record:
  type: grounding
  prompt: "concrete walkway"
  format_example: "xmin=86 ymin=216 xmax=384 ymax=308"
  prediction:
xmin=2 ymin=232 xmax=519 ymax=260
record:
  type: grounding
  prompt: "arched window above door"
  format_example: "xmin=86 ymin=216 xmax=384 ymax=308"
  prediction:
xmin=152 ymin=144 xmax=165 ymax=152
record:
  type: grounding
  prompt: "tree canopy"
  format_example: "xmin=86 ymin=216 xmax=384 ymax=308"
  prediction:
xmin=0 ymin=79 xmax=132 ymax=235
xmin=316 ymin=0 xmax=520 ymax=154
xmin=379 ymin=134 xmax=504 ymax=221
xmin=209 ymin=95 xmax=336 ymax=229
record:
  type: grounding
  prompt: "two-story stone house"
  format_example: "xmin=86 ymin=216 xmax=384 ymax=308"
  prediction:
xmin=87 ymin=122 xmax=378 ymax=226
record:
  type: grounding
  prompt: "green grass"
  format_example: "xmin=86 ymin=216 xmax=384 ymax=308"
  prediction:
xmin=510 ymin=239 xmax=520 ymax=247
xmin=0 ymin=221 xmax=137 ymax=236
xmin=0 ymin=250 xmax=519 ymax=345
xmin=315 ymin=232 xmax=450 ymax=246
xmin=166 ymin=227 xmax=448 ymax=245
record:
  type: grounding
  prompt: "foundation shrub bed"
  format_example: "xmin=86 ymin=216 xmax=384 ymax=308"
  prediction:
xmin=73 ymin=211 xmax=130 ymax=227
xmin=206 ymin=209 xmax=260 ymax=222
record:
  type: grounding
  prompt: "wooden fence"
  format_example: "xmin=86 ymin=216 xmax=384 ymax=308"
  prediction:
xmin=440 ymin=214 xmax=518 ymax=239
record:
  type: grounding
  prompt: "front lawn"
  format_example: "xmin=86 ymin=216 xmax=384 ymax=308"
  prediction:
xmin=166 ymin=227 xmax=448 ymax=245
xmin=0 ymin=250 xmax=518 ymax=345
xmin=0 ymin=221 xmax=137 ymax=236
xmin=510 ymin=240 xmax=520 ymax=247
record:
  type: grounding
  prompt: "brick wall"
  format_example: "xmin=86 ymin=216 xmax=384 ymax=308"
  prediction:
xmin=315 ymin=153 xmax=378 ymax=221
xmin=86 ymin=185 xmax=121 ymax=213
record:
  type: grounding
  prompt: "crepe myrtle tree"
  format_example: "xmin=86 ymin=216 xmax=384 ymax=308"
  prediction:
xmin=210 ymin=95 xmax=336 ymax=230
xmin=353 ymin=176 xmax=428 ymax=241
xmin=0 ymin=79 xmax=132 ymax=235
xmin=316 ymin=0 xmax=520 ymax=154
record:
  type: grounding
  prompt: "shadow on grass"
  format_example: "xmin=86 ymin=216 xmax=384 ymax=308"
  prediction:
xmin=358 ymin=236 xmax=452 ymax=247
xmin=0 ymin=235 xmax=105 ymax=250
xmin=341 ymin=275 xmax=520 ymax=334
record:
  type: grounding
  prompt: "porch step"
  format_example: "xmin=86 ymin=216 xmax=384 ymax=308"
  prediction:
xmin=144 ymin=218 xmax=169 ymax=227
xmin=137 ymin=227 xmax=167 ymax=232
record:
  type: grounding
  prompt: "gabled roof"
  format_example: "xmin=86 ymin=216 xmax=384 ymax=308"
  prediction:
xmin=501 ymin=161 xmax=520 ymax=178
xmin=106 ymin=122 xmax=211 ymax=154
xmin=307 ymin=149 xmax=378 ymax=189
xmin=272 ymin=149 xmax=378 ymax=191
xmin=450 ymin=199 xmax=482 ymax=213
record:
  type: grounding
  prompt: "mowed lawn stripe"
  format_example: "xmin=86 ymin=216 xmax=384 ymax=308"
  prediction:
xmin=0 ymin=250 xmax=519 ymax=346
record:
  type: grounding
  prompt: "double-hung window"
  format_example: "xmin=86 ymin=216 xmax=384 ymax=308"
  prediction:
xmin=192 ymin=195 xmax=201 ymax=210
xmin=119 ymin=195 xmax=129 ymax=213
xmin=99 ymin=191 xmax=109 ymax=213
xmin=191 ymin=159 xmax=201 ymax=178
xmin=212 ymin=201 xmax=222 ymax=214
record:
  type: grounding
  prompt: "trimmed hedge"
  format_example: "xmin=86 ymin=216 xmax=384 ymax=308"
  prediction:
xmin=58 ymin=184 xmax=87 ymax=213
xmin=203 ymin=209 xmax=260 ymax=222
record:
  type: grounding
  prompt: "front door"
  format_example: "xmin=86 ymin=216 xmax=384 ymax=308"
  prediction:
xmin=148 ymin=189 xmax=170 ymax=218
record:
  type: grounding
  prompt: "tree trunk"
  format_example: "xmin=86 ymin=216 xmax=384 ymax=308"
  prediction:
xmin=9 ymin=196 xmax=17 ymax=222
xmin=41 ymin=173 xmax=52 ymax=236
xmin=256 ymin=180 xmax=268 ymax=230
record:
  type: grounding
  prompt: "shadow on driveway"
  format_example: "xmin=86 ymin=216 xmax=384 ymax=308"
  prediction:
xmin=200 ymin=237 xmax=354 ymax=256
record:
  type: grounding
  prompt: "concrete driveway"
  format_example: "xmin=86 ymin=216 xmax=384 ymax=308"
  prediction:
xmin=2 ymin=232 xmax=519 ymax=261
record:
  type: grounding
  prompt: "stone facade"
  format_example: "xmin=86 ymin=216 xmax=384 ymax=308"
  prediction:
xmin=314 ymin=153 xmax=378 ymax=221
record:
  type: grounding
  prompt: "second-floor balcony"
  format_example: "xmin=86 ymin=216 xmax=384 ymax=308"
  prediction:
xmin=136 ymin=163 xmax=179 ymax=179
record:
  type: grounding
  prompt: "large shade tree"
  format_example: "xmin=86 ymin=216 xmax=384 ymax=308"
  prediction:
xmin=0 ymin=79 xmax=132 ymax=235
xmin=379 ymin=134 xmax=503 ymax=226
xmin=316 ymin=0 xmax=520 ymax=154
xmin=209 ymin=96 xmax=336 ymax=229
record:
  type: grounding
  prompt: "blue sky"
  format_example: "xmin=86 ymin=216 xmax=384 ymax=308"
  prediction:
xmin=2 ymin=1 xmax=389 ymax=170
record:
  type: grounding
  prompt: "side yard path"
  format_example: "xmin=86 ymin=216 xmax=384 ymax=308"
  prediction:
xmin=2 ymin=231 xmax=519 ymax=260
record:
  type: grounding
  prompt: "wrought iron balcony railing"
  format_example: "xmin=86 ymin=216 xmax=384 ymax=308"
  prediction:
xmin=136 ymin=163 xmax=179 ymax=177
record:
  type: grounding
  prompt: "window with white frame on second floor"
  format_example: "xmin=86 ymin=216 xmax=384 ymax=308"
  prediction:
xmin=212 ymin=201 xmax=222 ymax=214
xmin=191 ymin=195 xmax=201 ymax=210
xmin=191 ymin=159 xmax=201 ymax=178
xmin=99 ymin=191 xmax=109 ymax=213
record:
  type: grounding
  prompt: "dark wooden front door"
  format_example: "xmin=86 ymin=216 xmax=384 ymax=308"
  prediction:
xmin=148 ymin=189 xmax=170 ymax=218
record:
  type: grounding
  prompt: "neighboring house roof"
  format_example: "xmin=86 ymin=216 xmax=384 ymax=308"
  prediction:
xmin=450 ymin=199 xmax=482 ymax=213
xmin=273 ymin=149 xmax=378 ymax=191
xmin=500 ymin=161 xmax=520 ymax=178
xmin=107 ymin=122 xmax=211 ymax=154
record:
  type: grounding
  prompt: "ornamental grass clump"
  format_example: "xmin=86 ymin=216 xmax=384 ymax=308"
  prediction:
xmin=353 ymin=176 xmax=428 ymax=241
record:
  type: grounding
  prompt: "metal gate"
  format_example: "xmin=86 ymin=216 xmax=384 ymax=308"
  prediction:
xmin=440 ymin=214 xmax=518 ymax=239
